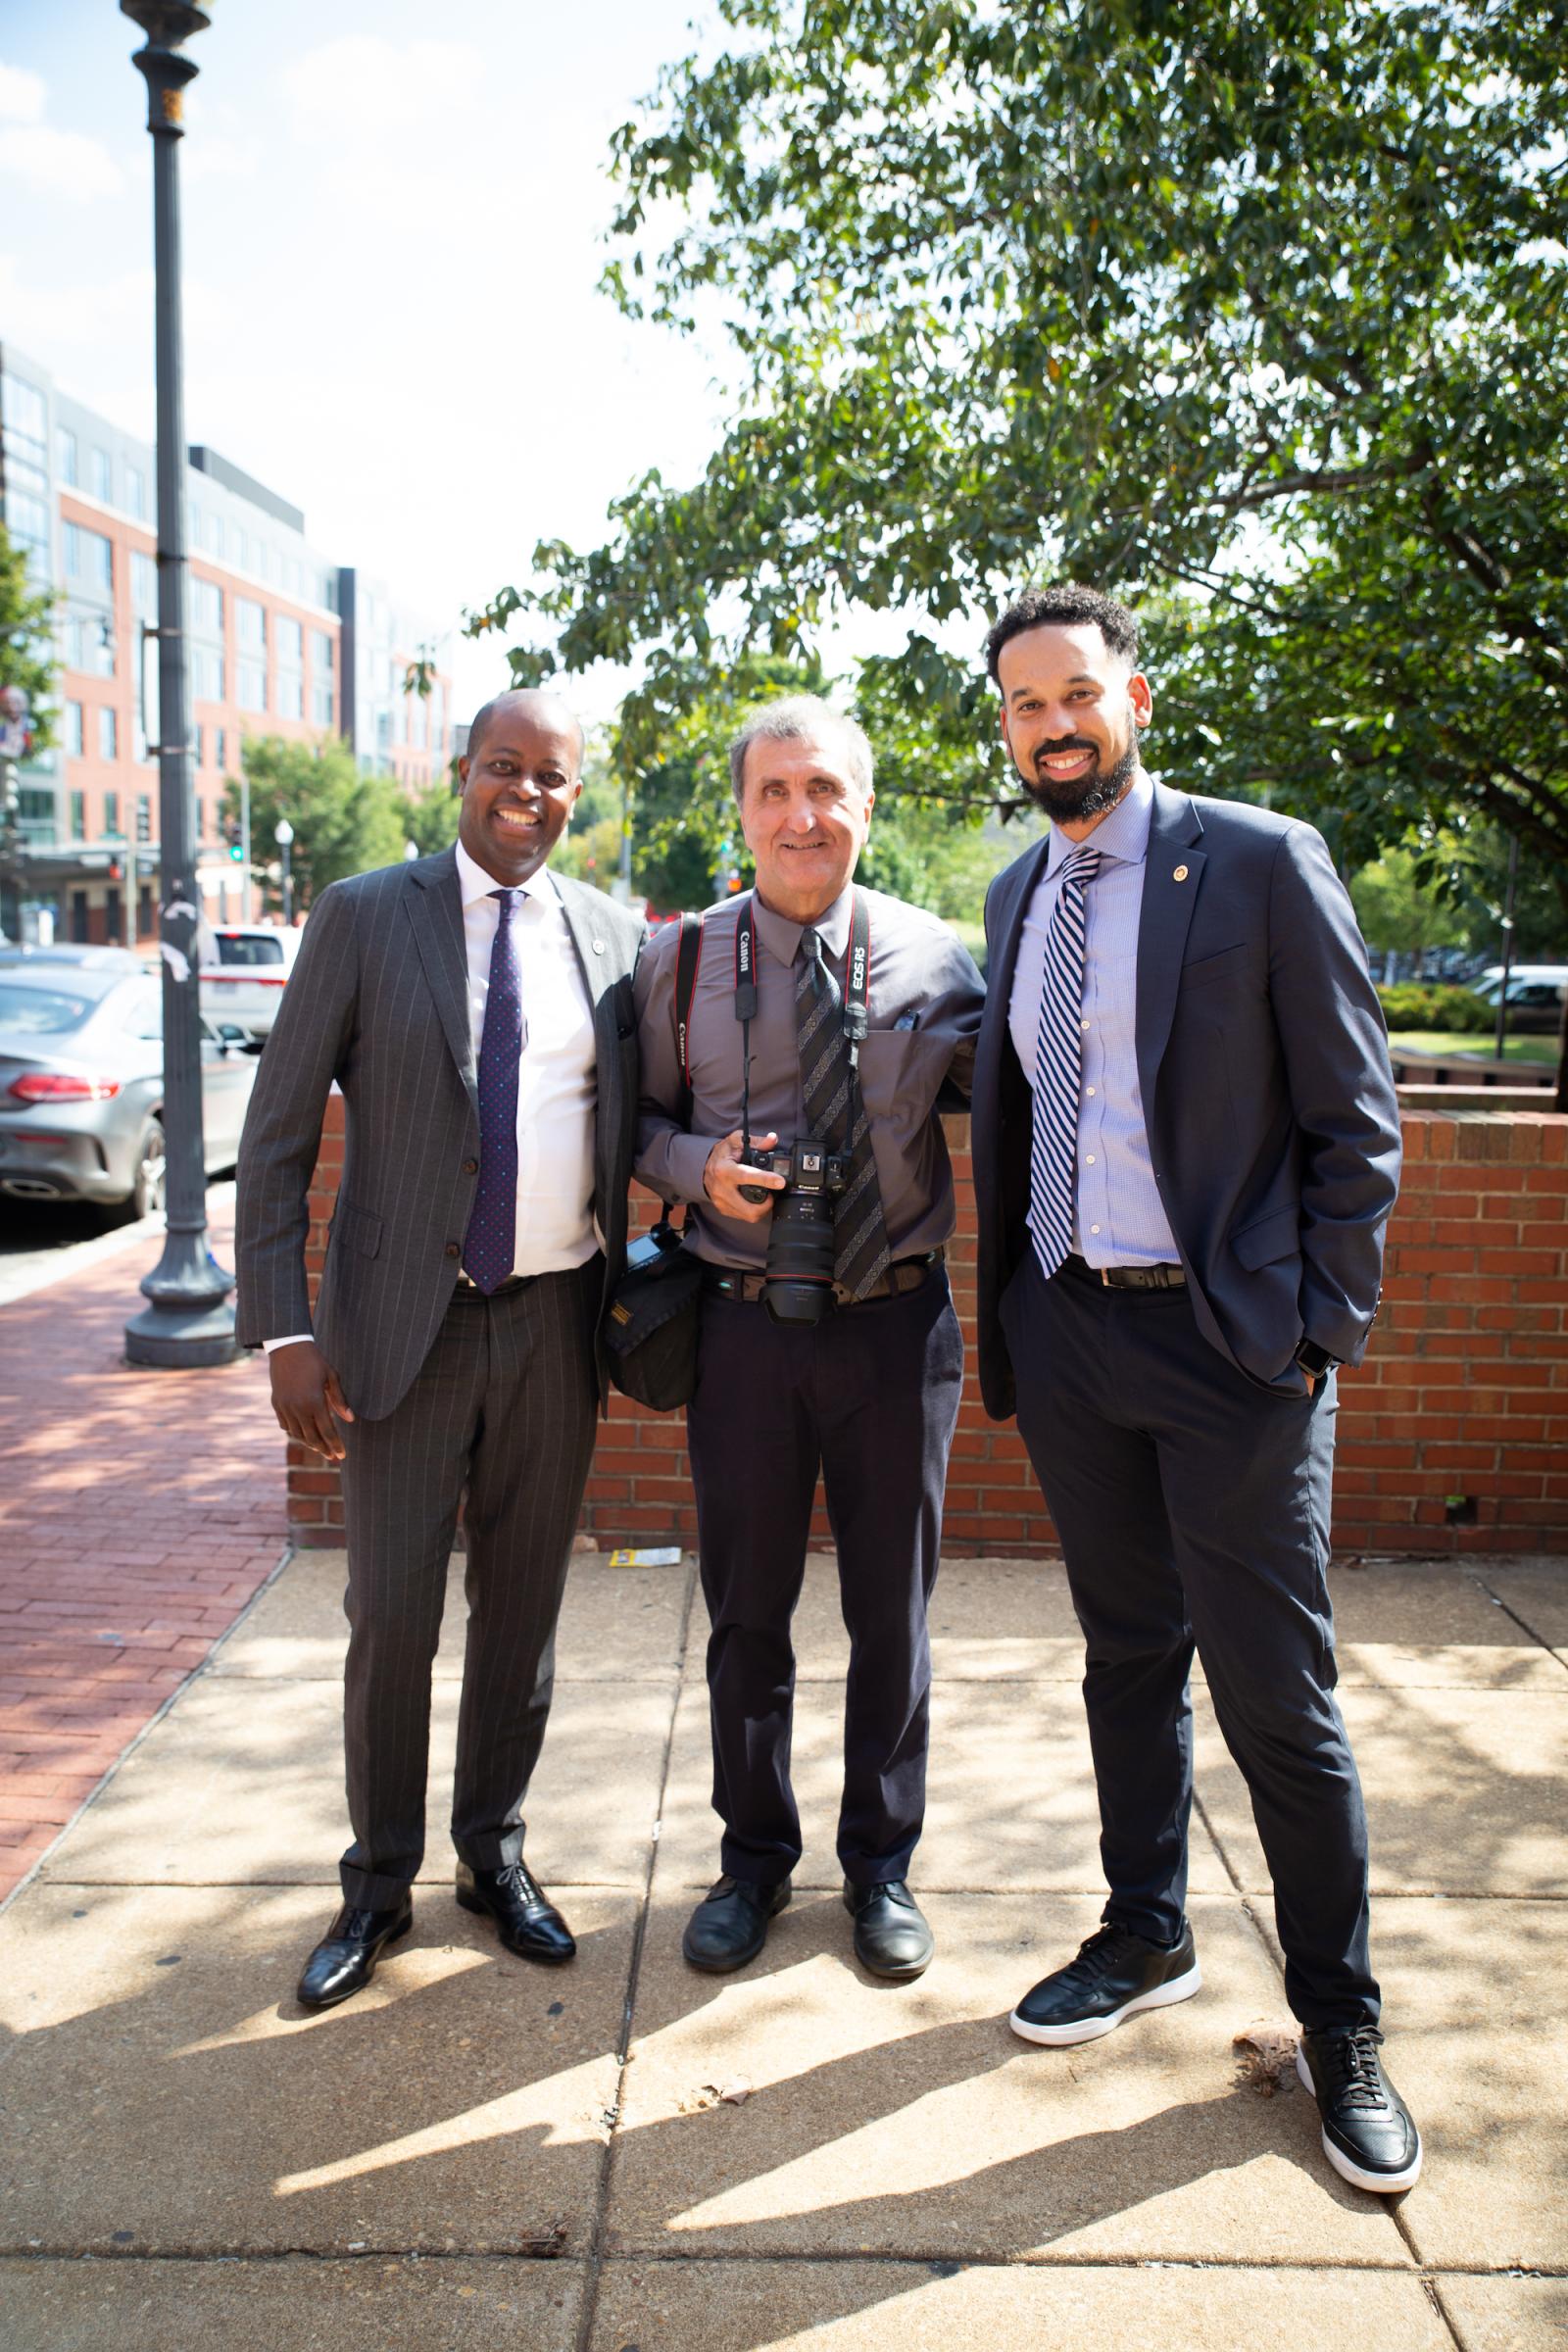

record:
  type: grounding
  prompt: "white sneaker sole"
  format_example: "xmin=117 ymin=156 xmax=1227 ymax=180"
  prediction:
xmin=1008 ymin=1959 xmax=1202 ymax=2047
xmin=1295 ymin=2045 xmax=1423 ymax=2192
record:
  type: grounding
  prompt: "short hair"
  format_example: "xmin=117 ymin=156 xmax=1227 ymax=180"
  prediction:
xmin=466 ymin=688 xmax=585 ymax=768
xmin=727 ymin=694 xmax=874 ymax=803
xmin=984 ymin=584 xmax=1141 ymax=684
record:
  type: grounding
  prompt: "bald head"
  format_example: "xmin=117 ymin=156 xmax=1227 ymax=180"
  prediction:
xmin=466 ymin=688 xmax=585 ymax=770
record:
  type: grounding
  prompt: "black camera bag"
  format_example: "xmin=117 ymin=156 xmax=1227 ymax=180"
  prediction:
xmin=605 ymin=914 xmax=704 ymax=1410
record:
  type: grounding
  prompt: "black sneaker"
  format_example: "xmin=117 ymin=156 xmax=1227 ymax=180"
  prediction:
xmin=1296 ymin=2027 xmax=1422 ymax=2193
xmin=1009 ymin=1921 xmax=1201 ymax=2047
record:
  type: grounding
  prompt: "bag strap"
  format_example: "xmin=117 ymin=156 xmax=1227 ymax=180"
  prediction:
xmin=656 ymin=910 xmax=705 ymax=1245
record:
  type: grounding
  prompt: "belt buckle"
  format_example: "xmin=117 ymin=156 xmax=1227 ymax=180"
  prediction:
xmin=1100 ymin=1266 xmax=1113 ymax=1289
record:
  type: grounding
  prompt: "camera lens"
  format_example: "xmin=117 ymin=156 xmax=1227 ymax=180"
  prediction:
xmin=762 ymin=1191 xmax=837 ymax=1325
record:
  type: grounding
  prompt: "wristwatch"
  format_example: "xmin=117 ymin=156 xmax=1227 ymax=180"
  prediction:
xmin=1293 ymin=1337 xmax=1341 ymax=1380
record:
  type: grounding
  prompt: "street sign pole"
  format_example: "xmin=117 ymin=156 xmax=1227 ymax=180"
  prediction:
xmin=122 ymin=0 xmax=236 ymax=1367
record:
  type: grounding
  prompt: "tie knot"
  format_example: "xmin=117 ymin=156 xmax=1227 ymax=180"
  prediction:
xmin=1061 ymin=845 xmax=1102 ymax=887
xmin=491 ymin=887 xmax=518 ymax=923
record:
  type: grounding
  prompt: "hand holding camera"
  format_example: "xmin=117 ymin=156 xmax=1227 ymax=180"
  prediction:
xmin=703 ymin=1129 xmax=786 ymax=1223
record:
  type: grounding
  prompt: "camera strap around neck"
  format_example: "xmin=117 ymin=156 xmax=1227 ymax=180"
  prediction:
xmin=735 ymin=889 xmax=869 ymax=1164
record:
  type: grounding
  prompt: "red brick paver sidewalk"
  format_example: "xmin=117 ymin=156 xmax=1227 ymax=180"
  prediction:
xmin=0 ymin=1200 xmax=286 ymax=1901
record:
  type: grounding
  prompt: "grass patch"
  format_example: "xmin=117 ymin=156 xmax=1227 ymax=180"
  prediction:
xmin=1386 ymin=1030 xmax=1556 ymax=1065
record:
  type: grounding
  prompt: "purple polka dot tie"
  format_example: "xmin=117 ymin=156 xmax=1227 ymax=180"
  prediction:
xmin=462 ymin=888 xmax=521 ymax=1293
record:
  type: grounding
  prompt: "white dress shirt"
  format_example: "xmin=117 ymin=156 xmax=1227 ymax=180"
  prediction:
xmin=265 ymin=844 xmax=598 ymax=1352
xmin=1005 ymin=766 xmax=1180 ymax=1268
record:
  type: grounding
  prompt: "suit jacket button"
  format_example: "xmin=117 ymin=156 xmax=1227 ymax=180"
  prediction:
xmin=592 ymin=938 xmax=606 ymax=955
xmin=463 ymin=1157 xmax=478 ymax=1176
xmin=445 ymin=1242 xmax=461 ymax=1259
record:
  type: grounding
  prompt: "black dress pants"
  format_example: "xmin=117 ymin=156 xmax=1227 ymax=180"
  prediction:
xmin=685 ymin=1266 xmax=965 ymax=1888
xmin=336 ymin=1261 xmax=600 ymax=1909
xmin=1002 ymin=1247 xmax=1379 ymax=2032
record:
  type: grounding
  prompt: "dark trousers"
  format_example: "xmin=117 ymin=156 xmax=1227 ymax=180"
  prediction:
xmin=685 ymin=1266 xmax=965 ymax=1888
xmin=1002 ymin=1247 xmax=1378 ymax=2032
xmin=336 ymin=1259 xmax=600 ymax=1909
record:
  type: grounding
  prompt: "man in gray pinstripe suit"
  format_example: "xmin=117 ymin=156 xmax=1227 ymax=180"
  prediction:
xmin=236 ymin=689 xmax=644 ymax=2011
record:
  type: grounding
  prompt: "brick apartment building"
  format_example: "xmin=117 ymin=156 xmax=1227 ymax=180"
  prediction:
xmin=0 ymin=340 xmax=454 ymax=946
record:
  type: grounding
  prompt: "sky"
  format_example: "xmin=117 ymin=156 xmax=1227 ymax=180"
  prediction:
xmin=0 ymin=0 xmax=731 ymax=726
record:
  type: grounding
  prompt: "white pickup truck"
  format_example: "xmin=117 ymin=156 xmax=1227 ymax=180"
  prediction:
xmin=198 ymin=923 xmax=302 ymax=1042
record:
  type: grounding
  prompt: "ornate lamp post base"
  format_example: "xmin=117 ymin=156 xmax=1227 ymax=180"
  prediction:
xmin=125 ymin=1282 xmax=242 ymax=1369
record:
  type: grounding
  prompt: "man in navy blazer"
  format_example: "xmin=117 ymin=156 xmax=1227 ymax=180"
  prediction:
xmin=971 ymin=584 xmax=1420 ymax=2195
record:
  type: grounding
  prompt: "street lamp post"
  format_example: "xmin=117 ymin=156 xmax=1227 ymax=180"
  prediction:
xmin=274 ymin=816 xmax=294 ymax=926
xmin=122 ymin=0 xmax=237 ymax=1368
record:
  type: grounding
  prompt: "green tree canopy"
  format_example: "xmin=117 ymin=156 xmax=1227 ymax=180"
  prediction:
xmin=470 ymin=0 xmax=1568 ymax=912
xmin=224 ymin=736 xmax=408 ymax=913
xmin=0 ymin=521 xmax=56 ymax=748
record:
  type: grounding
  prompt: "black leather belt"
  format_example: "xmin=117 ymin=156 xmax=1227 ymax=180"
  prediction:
xmin=453 ymin=1271 xmax=536 ymax=1298
xmin=704 ymin=1249 xmax=943 ymax=1307
xmin=1062 ymin=1252 xmax=1186 ymax=1292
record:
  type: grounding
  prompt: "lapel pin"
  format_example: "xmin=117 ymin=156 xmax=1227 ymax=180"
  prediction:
xmin=592 ymin=938 xmax=606 ymax=955
xmin=1172 ymin=863 xmax=1189 ymax=882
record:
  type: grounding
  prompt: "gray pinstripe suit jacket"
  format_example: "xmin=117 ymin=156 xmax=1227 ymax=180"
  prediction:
xmin=234 ymin=848 xmax=645 ymax=1422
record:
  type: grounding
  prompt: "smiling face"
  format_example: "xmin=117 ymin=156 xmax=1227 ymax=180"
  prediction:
xmin=738 ymin=728 xmax=874 ymax=924
xmin=997 ymin=621 xmax=1152 ymax=833
xmin=457 ymin=693 xmax=583 ymax=886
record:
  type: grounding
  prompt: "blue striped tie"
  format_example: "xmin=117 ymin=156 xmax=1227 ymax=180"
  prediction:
xmin=462 ymin=888 xmax=522 ymax=1293
xmin=1030 ymin=845 xmax=1102 ymax=1280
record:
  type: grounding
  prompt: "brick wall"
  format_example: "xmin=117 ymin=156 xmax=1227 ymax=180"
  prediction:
xmin=287 ymin=1101 xmax=1568 ymax=1557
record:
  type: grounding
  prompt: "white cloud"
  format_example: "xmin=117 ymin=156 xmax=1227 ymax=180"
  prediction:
xmin=284 ymin=36 xmax=484 ymax=143
xmin=0 ymin=61 xmax=47 ymax=124
xmin=0 ymin=120 xmax=122 ymax=204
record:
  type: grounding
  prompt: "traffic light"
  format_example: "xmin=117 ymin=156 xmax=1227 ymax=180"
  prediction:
xmin=225 ymin=818 xmax=244 ymax=863
xmin=135 ymin=798 xmax=152 ymax=845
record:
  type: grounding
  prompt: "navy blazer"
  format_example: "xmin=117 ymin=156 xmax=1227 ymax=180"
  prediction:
xmin=971 ymin=783 xmax=1401 ymax=1419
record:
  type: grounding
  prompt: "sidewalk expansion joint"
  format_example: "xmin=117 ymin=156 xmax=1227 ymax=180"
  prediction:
xmin=571 ymin=1551 xmax=699 ymax=2352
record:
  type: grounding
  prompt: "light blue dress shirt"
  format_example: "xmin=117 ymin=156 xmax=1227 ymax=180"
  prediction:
xmin=1005 ymin=768 xmax=1180 ymax=1268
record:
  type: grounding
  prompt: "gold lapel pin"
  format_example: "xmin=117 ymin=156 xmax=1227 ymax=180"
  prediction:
xmin=1172 ymin=863 xmax=1189 ymax=882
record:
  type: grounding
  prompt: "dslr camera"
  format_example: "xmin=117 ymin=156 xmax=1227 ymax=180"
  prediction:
xmin=741 ymin=1138 xmax=850 ymax=1325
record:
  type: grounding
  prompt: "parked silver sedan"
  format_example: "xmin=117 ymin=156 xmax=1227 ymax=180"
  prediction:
xmin=0 ymin=961 xmax=258 ymax=1216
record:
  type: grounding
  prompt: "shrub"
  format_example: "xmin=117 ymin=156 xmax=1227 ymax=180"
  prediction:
xmin=1376 ymin=982 xmax=1494 ymax=1033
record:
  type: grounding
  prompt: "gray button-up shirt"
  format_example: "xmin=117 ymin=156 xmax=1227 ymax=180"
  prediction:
xmin=635 ymin=883 xmax=984 ymax=1271
xmin=1004 ymin=768 xmax=1180 ymax=1267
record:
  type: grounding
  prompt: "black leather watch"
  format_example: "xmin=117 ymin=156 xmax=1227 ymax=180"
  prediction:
xmin=1293 ymin=1337 xmax=1340 ymax=1379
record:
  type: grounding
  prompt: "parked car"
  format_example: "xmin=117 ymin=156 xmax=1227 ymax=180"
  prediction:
xmin=198 ymin=923 xmax=302 ymax=1041
xmin=1469 ymin=966 xmax=1568 ymax=1035
xmin=0 ymin=944 xmax=143 ymax=973
xmin=0 ymin=962 xmax=258 ymax=1216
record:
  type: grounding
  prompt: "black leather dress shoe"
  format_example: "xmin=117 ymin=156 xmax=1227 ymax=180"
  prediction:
xmin=296 ymin=1898 xmax=413 ymax=2011
xmin=455 ymin=1860 xmax=576 ymax=1965
xmin=1009 ymin=1920 xmax=1201 ymax=2045
xmin=682 ymin=1875 xmax=791 ymax=1973
xmin=1297 ymin=2026 xmax=1422 ymax=2193
xmin=844 ymin=1879 xmax=934 ymax=1980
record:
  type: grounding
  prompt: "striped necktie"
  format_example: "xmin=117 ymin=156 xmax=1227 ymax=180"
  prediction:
xmin=1030 ymin=845 xmax=1102 ymax=1280
xmin=798 ymin=924 xmax=890 ymax=1300
xmin=462 ymin=888 xmax=522 ymax=1293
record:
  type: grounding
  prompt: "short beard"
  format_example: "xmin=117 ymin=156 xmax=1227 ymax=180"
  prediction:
xmin=1021 ymin=732 xmax=1140 ymax=824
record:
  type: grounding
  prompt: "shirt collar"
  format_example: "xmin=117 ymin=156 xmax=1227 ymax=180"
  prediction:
xmin=455 ymin=837 xmax=559 ymax=910
xmin=749 ymin=882 xmax=854 ymax=966
xmin=1044 ymin=764 xmax=1154 ymax=876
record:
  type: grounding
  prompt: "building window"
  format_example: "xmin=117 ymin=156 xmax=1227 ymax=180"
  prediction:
xmin=191 ymin=645 xmax=225 ymax=703
xmin=66 ymin=702 xmax=84 ymax=757
xmin=66 ymin=612 xmax=116 ymax=677
xmin=70 ymin=790 xmax=86 ymax=841
xmin=275 ymin=614 xmax=303 ymax=665
xmin=56 ymin=424 xmax=78 ymax=486
xmin=235 ymin=596 xmax=267 ymax=652
xmin=193 ymin=724 xmax=205 ymax=769
xmin=65 ymin=522 xmax=115 ymax=592
xmin=237 ymin=660 xmax=268 ymax=714
xmin=312 ymin=679 xmax=335 ymax=728
xmin=126 ymin=465 xmax=147 ymax=520
xmin=4 ymin=486 xmax=49 ymax=556
xmin=275 ymin=672 xmax=303 ymax=721
xmin=207 ymin=512 xmax=224 ymax=560
xmin=90 ymin=448 xmax=113 ymax=503
xmin=215 ymin=727 xmax=227 ymax=772
xmin=191 ymin=576 xmax=223 ymax=635
xmin=2 ymin=371 xmax=47 ymax=463
xmin=131 ymin=549 xmax=157 ymax=622
xmin=135 ymin=794 xmax=153 ymax=844
xmin=104 ymin=790 xmax=121 ymax=836
xmin=320 ymin=573 xmax=339 ymax=613
xmin=310 ymin=627 xmax=333 ymax=674
xmin=99 ymin=708 xmax=119 ymax=762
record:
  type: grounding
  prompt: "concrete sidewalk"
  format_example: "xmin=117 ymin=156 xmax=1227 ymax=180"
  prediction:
xmin=2 ymin=1544 xmax=1564 ymax=2349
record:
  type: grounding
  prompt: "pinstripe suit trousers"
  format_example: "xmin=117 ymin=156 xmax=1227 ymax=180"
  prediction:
xmin=336 ymin=1259 xmax=600 ymax=1909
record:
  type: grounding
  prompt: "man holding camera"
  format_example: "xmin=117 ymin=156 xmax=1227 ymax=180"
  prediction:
xmin=635 ymin=696 xmax=983 ymax=1978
